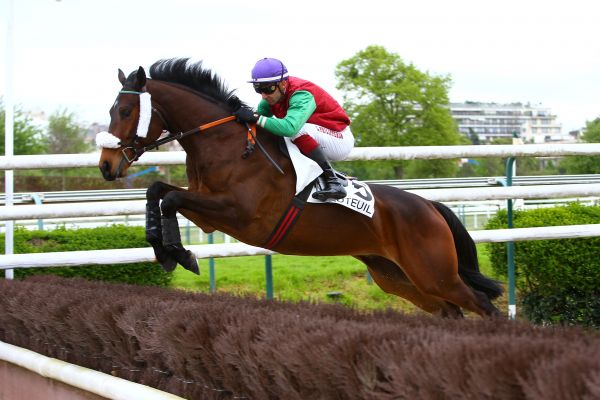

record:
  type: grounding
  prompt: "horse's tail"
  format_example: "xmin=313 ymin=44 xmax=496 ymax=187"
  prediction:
xmin=431 ymin=201 xmax=503 ymax=300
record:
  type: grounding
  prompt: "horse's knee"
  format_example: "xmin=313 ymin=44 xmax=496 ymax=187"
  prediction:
xmin=146 ymin=181 xmax=167 ymax=202
xmin=160 ymin=192 xmax=181 ymax=218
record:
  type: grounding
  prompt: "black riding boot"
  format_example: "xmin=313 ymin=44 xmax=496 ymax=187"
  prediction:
xmin=306 ymin=147 xmax=347 ymax=201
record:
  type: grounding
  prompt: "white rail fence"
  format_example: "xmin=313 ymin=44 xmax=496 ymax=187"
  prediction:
xmin=1 ymin=143 xmax=600 ymax=268
xmin=0 ymin=340 xmax=185 ymax=400
xmin=2 ymin=143 xmax=600 ymax=169
xmin=2 ymin=224 xmax=600 ymax=270
xmin=1 ymin=184 xmax=600 ymax=221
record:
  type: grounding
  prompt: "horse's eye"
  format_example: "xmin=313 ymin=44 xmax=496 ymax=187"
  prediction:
xmin=119 ymin=107 xmax=132 ymax=118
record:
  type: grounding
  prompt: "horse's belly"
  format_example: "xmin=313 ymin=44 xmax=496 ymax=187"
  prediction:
xmin=180 ymin=210 xmax=216 ymax=233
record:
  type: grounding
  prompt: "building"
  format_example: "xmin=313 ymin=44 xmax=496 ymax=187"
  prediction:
xmin=451 ymin=102 xmax=569 ymax=144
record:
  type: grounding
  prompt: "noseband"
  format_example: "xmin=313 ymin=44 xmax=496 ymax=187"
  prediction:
xmin=116 ymin=89 xmax=170 ymax=163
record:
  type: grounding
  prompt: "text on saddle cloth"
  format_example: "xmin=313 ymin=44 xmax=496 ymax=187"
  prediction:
xmin=284 ymin=137 xmax=375 ymax=218
xmin=308 ymin=178 xmax=375 ymax=218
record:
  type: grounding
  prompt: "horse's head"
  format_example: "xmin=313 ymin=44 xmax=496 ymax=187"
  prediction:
xmin=97 ymin=67 xmax=165 ymax=180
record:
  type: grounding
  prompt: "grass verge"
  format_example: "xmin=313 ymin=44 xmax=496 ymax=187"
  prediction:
xmin=171 ymin=244 xmax=509 ymax=315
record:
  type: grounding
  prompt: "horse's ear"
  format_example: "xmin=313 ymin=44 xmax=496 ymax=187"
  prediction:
xmin=118 ymin=68 xmax=126 ymax=85
xmin=135 ymin=66 xmax=147 ymax=89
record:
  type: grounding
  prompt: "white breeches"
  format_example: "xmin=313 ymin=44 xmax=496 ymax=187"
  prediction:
xmin=291 ymin=123 xmax=355 ymax=161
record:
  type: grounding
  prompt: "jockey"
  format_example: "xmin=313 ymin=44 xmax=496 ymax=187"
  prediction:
xmin=234 ymin=57 xmax=354 ymax=201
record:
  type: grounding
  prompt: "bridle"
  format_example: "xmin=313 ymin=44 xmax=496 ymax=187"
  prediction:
xmin=109 ymin=88 xmax=284 ymax=175
xmin=115 ymin=89 xmax=237 ymax=163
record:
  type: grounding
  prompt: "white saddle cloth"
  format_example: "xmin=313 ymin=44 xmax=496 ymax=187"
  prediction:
xmin=285 ymin=138 xmax=375 ymax=218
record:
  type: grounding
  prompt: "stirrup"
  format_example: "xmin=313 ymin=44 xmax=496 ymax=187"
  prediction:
xmin=312 ymin=185 xmax=346 ymax=201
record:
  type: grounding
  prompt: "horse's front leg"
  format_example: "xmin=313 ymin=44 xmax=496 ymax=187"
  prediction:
xmin=159 ymin=190 xmax=240 ymax=275
xmin=146 ymin=181 xmax=185 ymax=273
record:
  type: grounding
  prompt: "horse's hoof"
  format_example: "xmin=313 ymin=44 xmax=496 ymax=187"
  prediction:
xmin=158 ymin=256 xmax=178 ymax=273
xmin=168 ymin=245 xmax=200 ymax=275
xmin=178 ymin=249 xmax=200 ymax=275
xmin=182 ymin=255 xmax=200 ymax=275
xmin=150 ymin=243 xmax=178 ymax=272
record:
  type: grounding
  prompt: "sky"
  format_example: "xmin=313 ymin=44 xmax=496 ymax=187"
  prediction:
xmin=1 ymin=0 xmax=599 ymax=133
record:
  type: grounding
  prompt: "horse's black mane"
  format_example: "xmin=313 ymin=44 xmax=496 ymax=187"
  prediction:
xmin=146 ymin=58 xmax=245 ymax=110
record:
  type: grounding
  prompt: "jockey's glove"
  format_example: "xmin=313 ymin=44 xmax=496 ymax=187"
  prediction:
xmin=233 ymin=107 xmax=259 ymax=124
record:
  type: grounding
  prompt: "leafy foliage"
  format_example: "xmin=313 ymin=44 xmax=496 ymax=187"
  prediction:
xmin=521 ymin=289 xmax=600 ymax=327
xmin=562 ymin=117 xmax=600 ymax=174
xmin=485 ymin=203 xmax=600 ymax=327
xmin=0 ymin=225 xmax=171 ymax=286
xmin=46 ymin=108 xmax=93 ymax=154
xmin=335 ymin=45 xmax=461 ymax=179
xmin=0 ymin=99 xmax=47 ymax=155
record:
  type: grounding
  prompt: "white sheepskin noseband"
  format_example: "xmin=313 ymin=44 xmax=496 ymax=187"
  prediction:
xmin=95 ymin=131 xmax=121 ymax=149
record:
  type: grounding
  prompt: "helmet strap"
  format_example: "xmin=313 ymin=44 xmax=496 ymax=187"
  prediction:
xmin=278 ymin=81 xmax=287 ymax=95
xmin=279 ymin=59 xmax=285 ymax=81
xmin=277 ymin=59 xmax=287 ymax=95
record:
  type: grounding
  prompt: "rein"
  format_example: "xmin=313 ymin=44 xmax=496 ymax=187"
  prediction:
xmin=139 ymin=115 xmax=237 ymax=154
xmin=136 ymin=117 xmax=283 ymax=174
xmin=116 ymin=89 xmax=284 ymax=173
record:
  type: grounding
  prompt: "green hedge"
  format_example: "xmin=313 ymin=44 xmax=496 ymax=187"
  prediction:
xmin=1 ymin=225 xmax=171 ymax=286
xmin=485 ymin=203 xmax=600 ymax=327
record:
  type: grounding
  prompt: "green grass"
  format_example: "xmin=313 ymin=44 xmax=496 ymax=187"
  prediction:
xmin=171 ymin=244 xmax=506 ymax=314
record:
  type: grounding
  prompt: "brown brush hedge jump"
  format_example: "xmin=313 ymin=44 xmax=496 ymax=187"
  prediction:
xmin=1 ymin=276 xmax=599 ymax=399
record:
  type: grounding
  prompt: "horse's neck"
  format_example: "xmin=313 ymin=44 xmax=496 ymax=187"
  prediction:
xmin=151 ymin=81 xmax=223 ymax=132
xmin=149 ymin=81 xmax=293 ymax=194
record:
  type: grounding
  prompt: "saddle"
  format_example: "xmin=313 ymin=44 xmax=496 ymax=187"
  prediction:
xmin=277 ymin=137 xmax=352 ymax=186
xmin=264 ymin=138 xmax=375 ymax=249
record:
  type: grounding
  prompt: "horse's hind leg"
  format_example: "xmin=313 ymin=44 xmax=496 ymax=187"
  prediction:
xmin=146 ymin=181 xmax=186 ymax=273
xmin=392 ymin=235 xmax=500 ymax=317
xmin=355 ymin=255 xmax=463 ymax=318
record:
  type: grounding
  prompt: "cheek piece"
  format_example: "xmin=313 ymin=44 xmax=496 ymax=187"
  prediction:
xmin=95 ymin=92 xmax=153 ymax=149
xmin=136 ymin=92 xmax=152 ymax=138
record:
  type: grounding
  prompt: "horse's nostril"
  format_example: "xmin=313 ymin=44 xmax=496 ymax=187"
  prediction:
xmin=100 ymin=161 xmax=115 ymax=181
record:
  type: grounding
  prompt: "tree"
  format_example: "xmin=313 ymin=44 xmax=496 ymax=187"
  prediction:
xmin=335 ymin=45 xmax=462 ymax=179
xmin=467 ymin=128 xmax=480 ymax=145
xmin=561 ymin=117 xmax=600 ymax=174
xmin=46 ymin=108 xmax=93 ymax=154
xmin=0 ymin=100 xmax=47 ymax=155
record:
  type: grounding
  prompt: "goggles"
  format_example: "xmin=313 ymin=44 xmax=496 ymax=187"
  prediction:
xmin=253 ymin=83 xmax=278 ymax=95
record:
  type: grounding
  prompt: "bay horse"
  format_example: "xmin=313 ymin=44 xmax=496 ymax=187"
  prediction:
xmin=98 ymin=58 xmax=502 ymax=317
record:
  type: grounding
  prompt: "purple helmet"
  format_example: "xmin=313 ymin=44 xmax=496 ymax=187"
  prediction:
xmin=248 ymin=58 xmax=288 ymax=83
